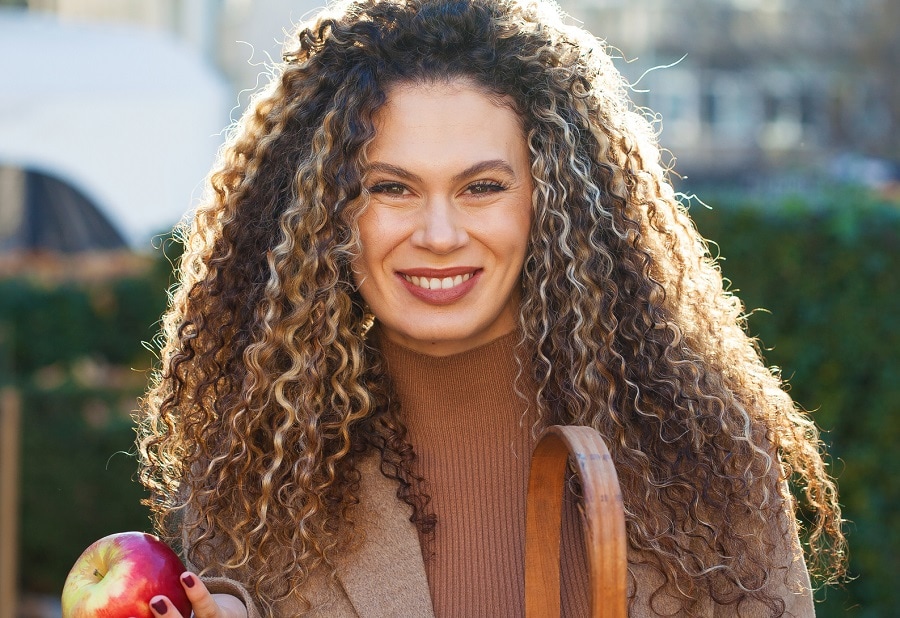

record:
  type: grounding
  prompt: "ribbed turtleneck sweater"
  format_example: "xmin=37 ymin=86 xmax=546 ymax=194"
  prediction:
xmin=378 ymin=329 xmax=590 ymax=617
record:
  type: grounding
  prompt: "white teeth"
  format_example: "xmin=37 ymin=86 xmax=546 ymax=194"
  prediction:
xmin=403 ymin=272 xmax=473 ymax=290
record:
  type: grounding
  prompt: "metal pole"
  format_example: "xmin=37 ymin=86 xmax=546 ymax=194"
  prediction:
xmin=0 ymin=387 xmax=21 ymax=618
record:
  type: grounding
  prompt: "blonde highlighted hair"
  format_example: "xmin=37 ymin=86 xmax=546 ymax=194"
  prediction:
xmin=138 ymin=0 xmax=845 ymax=614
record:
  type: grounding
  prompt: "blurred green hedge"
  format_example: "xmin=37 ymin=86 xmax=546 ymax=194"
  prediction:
xmin=0 ymin=253 xmax=172 ymax=595
xmin=689 ymin=185 xmax=899 ymax=617
xmin=16 ymin=387 xmax=151 ymax=593
xmin=2 ymin=187 xmax=897 ymax=614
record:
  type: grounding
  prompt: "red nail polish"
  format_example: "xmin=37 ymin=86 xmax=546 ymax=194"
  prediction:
xmin=182 ymin=573 xmax=196 ymax=588
xmin=151 ymin=599 xmax=167 ymax=614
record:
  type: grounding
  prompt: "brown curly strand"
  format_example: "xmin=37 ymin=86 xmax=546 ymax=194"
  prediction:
xmin=138 ymin=0 xmax=845 ymax=614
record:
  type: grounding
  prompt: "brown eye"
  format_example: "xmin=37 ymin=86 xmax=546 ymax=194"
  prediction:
xmin=467 ymin=181 xmax=507 ymax=194
xmin=369 ymin=182 xmax=408 ymax=195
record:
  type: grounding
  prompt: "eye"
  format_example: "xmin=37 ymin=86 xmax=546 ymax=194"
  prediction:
xmin=466 ymin=181 xmax=508 ymax=195
xmin=369 ymin=181 xmax=410 ymax=196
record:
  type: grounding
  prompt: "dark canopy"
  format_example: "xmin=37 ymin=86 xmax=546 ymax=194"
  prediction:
xmin=0 ymin=166 xmax=126 ymax=253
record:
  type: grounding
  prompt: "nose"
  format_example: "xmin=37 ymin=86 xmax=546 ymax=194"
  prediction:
xmin=411 ymin=197 xmax=468 ymax=254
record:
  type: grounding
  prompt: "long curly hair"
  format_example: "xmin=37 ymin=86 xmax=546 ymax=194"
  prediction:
xmin=137 ymin=0 xmax=846 ymax=614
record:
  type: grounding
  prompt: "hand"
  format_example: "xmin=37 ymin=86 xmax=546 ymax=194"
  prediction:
xmin=145 ymin=572 xmax=248 ymax=618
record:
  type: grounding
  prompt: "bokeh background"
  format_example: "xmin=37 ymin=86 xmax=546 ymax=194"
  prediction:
xmin=0 ymin=0 xmax=897 ymax=616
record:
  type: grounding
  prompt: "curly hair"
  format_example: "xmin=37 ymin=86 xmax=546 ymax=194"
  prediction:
xmin=137 ymin=0 xmax=846 ymax=614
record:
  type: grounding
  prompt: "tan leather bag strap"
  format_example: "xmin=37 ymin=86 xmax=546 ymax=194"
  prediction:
xmin=525 ymin=425 xmax=627 ymax=618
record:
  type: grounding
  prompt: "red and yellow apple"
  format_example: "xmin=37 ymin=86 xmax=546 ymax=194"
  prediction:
xmin=61 ymin=531 xmax=192 ymax=618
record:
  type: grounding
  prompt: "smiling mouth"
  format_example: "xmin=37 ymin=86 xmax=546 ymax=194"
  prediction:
xmin=401 ymin=272 xmax=474 ymax=290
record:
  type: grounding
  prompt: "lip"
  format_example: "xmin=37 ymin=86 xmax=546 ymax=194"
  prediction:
xmin=398 ymin=266 xmax=479 ymax=278
xmin=395 ymin=268 xmax=482 ymax=305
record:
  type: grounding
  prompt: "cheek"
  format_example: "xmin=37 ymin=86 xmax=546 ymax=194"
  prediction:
xmin=510 ymin=207 xmax=533 ymax=261
xmin=353 ymin=210 xmax=389 ymax=285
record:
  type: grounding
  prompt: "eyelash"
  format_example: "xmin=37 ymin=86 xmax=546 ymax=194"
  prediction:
xmin=367 ymin=181 xmax=509 ymax=195
xmin=368 ymin=182 xmax=407 ymax=195
xmin=467 ymin=181 xmax=508 ymax=194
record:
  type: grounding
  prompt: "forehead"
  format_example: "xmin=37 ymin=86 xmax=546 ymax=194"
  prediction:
xmin=368 ymin=79 xmax=528 ymax=165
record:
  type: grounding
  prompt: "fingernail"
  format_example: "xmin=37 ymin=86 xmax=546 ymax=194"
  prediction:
xmin=181 ymin=573 xmax=196 ymax=588
xmin=151 ymin=599 xmax=167 ymax=614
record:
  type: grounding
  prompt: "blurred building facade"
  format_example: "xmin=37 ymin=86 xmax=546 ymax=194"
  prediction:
xmin=6 ymin=0 xmax=898 ymax=186
xmin=566 ymin=0 xmax=899 ymax=182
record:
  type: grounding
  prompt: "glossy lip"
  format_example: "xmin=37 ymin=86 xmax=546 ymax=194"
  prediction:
xmin=395 ymin=267 xmax=482 ymax=305
xmin=398 ymin=266 xmax=479 ymax=278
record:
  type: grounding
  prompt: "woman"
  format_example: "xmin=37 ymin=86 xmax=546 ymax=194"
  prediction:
xmin=137 ymin=0 xmax=846 ymax=615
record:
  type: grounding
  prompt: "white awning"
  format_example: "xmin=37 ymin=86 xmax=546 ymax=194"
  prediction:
xmin=0 ymin=10 xmax=231 ymax=249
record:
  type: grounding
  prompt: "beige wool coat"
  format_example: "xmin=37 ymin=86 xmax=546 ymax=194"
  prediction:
xmin=199 ymin=456 xmax=816 ymax=618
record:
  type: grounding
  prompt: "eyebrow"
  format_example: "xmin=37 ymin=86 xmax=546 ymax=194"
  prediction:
xmin=367 ymin=159 xmax=518 ymax=184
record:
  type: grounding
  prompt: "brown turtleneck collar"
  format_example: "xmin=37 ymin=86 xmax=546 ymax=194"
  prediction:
xmin=376 ymin=328 xmax=589 ymax=617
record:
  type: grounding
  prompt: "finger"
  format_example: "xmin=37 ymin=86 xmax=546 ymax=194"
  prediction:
xmin=149 ymin=595 xmax=185 ymax=617
xmin=180 ymin=572 xmax=221 ymax=617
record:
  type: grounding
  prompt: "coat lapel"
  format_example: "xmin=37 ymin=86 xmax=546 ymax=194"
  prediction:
xmin=336 ymin=456 xmax=435 ymax=617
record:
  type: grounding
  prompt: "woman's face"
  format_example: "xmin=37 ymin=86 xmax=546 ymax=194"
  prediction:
xmin=353 ymin=79 xmax=533 ymax=356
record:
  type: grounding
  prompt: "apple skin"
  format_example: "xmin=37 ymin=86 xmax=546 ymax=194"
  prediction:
xmin=61 ymin=531 xmax=192 ymax=618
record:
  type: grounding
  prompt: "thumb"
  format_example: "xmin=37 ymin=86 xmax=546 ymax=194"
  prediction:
xmin=179 ymin=572 xmax=222 ymax=617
